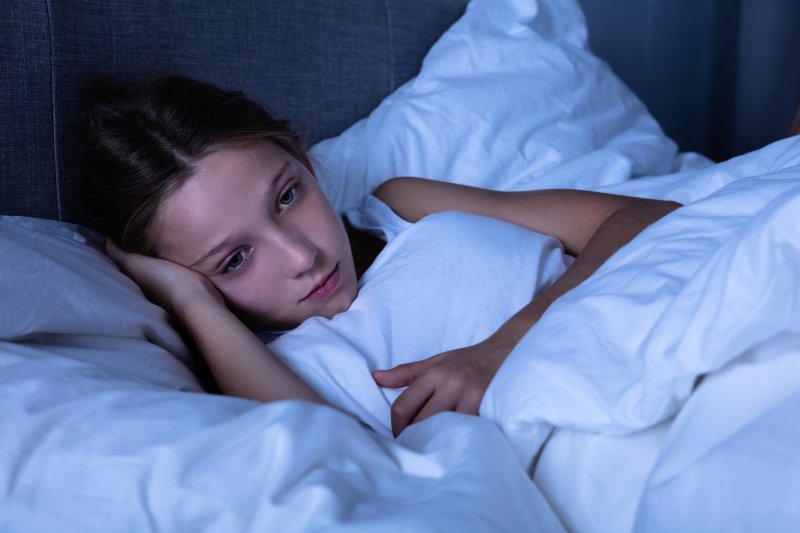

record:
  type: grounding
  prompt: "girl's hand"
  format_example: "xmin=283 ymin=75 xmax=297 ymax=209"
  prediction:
xmin=372 ymin=336 xmax=514 ymax=437
xmin=107 ymin=240 xmax=327 ymax=405
xmin=105 ymin=240 xmax=224 ymax=317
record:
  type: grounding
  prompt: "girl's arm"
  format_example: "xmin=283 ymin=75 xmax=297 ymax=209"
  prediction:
xmin=106 ymin=241 xmax=326 ymax=405
xmin=371 ymin=177 xmax=681 ymax=436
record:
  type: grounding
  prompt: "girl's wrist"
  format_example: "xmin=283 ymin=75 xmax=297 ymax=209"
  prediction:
xmin=169 ymin=277 xmax=226 ymax=323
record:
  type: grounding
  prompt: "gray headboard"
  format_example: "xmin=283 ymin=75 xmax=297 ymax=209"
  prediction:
xmin=3 ymin=0 xmax=798 ymax=224
xmin=2 ymin=0 xmax=467 ymax=224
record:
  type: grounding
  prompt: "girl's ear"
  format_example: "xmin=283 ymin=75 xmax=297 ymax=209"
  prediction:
xmin=302 ymin=153 xmax=316 ymax=178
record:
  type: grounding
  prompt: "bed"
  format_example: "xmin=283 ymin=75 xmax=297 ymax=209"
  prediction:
xmin=2 ymin=0 xmax=799 ymax=530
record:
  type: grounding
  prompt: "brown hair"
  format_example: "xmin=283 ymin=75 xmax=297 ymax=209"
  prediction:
xmin=81 ymin=75 xmax=306 ymax=254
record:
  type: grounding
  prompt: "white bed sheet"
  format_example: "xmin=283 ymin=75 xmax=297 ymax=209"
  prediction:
xmin=267 ymin=207 xmax=570 ymax=437
xmin=0 ymin=342 xmax=561 ymax=531
xmin=312 ymin=0 xmax=682 ymax=214
xmin=0 ymin=207 xmax=567 ymax=529
xmin=6 ymin=139 xmax=795 ymax=530
xmin=482 ymin=136 xmax=800 ymax=531
xmin=4 ymin=142 xmax=797 ymax=531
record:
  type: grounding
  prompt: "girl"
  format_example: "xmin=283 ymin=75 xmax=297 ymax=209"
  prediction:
xmin=82 ymin=75 xmax=680 ymax=437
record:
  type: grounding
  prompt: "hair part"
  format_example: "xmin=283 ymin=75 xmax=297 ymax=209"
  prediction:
xmin=80 ymin=75 xmax=307 ymax=255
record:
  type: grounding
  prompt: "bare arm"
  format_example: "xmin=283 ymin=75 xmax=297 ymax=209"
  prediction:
xmin=372 ymin=177 xmax=681 ymax=436
xmin=373 ymin=177 xmax=679 ymax=255
xmin=106 ymin=241 xmax=326 ymax=405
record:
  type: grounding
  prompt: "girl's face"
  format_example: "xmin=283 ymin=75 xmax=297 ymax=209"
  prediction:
xmin=152 ymin=140 xmax=358 ymax=330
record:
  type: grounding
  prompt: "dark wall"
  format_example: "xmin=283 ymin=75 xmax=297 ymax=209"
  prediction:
xmin=731 ymin=0 xmax=800 ymax=157
xmin=578 ymin=0 xmax=800 ymax=161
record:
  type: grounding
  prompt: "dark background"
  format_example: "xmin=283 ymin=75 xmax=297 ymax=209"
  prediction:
xmin=2 ymin=0 xmax=798 ymax=223
xmin=578 ymin=0 xmax=800 ymax=162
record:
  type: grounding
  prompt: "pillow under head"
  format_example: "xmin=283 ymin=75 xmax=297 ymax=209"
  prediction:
xmin=0 ymin=216 xmax=200 ymax=391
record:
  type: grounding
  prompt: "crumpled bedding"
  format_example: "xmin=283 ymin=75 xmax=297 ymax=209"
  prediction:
xmin=267 ymin=208 xmax=570 ymax=436
xmin=482 ymin=135 xmax=800 ymax=531
xmin=3 ymin=138 xmax=798 ymax=530
xmin=0 ymin=216 xmax=562 ymax=532
xmin=0 ymin=357 xmax=559 ymax=531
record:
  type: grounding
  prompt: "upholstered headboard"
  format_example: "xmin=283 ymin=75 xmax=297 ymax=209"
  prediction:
xmin=2 ymin=0 xmax=798 ymax=223
xmin=1 ymin=0 xmax=467 ymax=223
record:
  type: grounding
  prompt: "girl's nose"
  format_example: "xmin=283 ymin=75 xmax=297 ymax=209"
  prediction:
xmin=275 ymin=229 xmax=317 ymax=278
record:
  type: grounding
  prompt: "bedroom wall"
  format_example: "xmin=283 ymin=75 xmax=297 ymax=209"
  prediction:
xmin=731 ymin=0 xmax=800 ymax=158
xmin=578 ymin=0 xmax=800 ymax=162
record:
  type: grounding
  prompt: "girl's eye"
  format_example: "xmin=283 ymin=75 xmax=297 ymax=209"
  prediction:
xmin=223 ymin=248 xmax=250 ymax=274
xmin=278 ymin=185 xmax=298 ymax=208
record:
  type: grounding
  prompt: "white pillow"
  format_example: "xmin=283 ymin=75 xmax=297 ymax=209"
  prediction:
xmin=311 ymin=0 xmax=678 ymax=214
xmin=0 ymin=216 xmax=200 ymax=391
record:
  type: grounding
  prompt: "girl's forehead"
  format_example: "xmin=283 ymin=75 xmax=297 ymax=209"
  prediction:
xmin=182 ymin=142 xmax=291 ymax=206
xmin=151 ymin=141 xmax=302 ymax=262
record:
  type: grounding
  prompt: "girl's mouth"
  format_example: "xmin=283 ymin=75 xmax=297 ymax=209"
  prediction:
xmin=302 ymin=263 xmax=340 ymax=302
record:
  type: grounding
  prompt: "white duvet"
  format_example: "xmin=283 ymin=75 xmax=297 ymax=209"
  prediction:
xmin=485 ymin=136 xmax=800 ymax=531
xmin=4 ymin=138 xmax=798 ymax=530
xmin=0 ymin=216 xmax=561 ymax=531
xmin=267 ymin=206 xmax=570 ymax=436
xmin=272 ymin=135 xmax=800 ymax=531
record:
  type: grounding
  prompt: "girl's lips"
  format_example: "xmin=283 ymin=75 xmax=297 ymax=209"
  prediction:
xmin=302 ymin=263 xmax=340 ymax=302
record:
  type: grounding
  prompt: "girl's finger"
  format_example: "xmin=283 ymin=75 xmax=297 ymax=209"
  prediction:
xmin=410 ymin=390 xmax=459 ymax=427
xmin=390 ymin=378 xmax=434 ymax=437
xmin=372 ymin=366 xmax=415 ymax=388
xmin=373 ymin=354 xmax=442 ymax=388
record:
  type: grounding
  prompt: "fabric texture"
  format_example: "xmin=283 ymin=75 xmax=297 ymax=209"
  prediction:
xmin=268 ymin=208 xmax=570 ymax=435
xmin=0 ymin=1 xmax=59 ymax=219
xmin=0 ymin=216 xmax=199 ymax=390
xmin=0 ymin=0 xmax=467 ymax=223
xmin=0 ymin=364 xmax=561 ymax=531
xmin=0 ymin=209 xmax=566 ymax=532
xmin=481 ymin=136 xmax=800 ymax=530
xmin=345 ymin=194 xmax=413 ymax=242
xmin=311 ymin=0 xmax=680 ymax=214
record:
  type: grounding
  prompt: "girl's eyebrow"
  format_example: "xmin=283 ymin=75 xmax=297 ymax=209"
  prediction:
xmin=188 ymin=160 xmax=291 ymax=269
xmin=190 ymin=238 xmax=236 ymax=269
